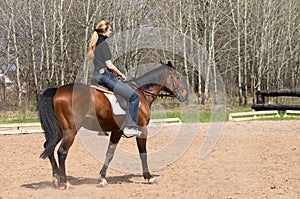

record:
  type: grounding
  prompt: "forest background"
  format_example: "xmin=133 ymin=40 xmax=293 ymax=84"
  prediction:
xmin=0 ymin=0 xmax=299 ymax=119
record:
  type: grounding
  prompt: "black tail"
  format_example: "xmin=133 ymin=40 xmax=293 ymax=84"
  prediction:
xmin=38 ymin=87 xmax=60 ymax=159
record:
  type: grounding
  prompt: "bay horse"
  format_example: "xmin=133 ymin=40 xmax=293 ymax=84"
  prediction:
xmin=38 ymin=61 xmax=188 ymax=189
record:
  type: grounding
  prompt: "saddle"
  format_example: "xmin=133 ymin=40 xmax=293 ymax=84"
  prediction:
xmin=90 ymin=84 xmax=127 ymax=115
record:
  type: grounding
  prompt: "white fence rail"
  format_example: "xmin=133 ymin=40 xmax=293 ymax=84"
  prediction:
xmin=0 ymin=123 xmax=43 ymax=135
xmin=149 ymin=118 xmax=182 ymax=125
xmin=229 ymin=110 xmax=280 ymax=121
xmin=284 ymin=110 xmax=300 ymax=117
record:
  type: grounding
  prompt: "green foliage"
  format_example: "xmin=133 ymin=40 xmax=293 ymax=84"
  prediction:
xmin=0 ymin=118 xmax=39 ymax=124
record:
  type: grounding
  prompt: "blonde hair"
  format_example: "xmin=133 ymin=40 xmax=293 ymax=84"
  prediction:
xmin=87 ymin=20 xmax=111 ymax=62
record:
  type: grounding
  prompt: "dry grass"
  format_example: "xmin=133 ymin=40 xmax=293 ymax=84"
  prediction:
xmin=0 ymin=101 xmax=38 ymax=123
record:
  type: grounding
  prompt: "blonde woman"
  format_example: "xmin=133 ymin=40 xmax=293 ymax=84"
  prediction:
xmin=88 ymin=20 xmax=141 ymax=137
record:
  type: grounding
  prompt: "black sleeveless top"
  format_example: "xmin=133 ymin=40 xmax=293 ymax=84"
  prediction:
xmin=93 ymin=35 xmax=112 ymax=75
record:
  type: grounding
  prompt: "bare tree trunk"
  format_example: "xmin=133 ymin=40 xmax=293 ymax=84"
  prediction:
xmin=287 ymin=0 xmax=298 ymax=90
xmin=59 ymin=0 xmax=65 ymax=85
xmin=50 ymin=1 xmax=57 ymax=85
xmin=249 ymin=5 xmax=259 ymax=103
xmin=0 ymin=77 xmax=5 ymax=102
xmin=257 ymin=0 xmax=267 ymax=91
xmin=3 ymin=18 xmax=12 ymax=102
xmin=195 ymin=3 xmax=203 ymax=104
xmin=41 ymin=0 xmax=50 ymax=88
xmin=204 ymin=0 xmax=215 ymax=105
xmin=177 ymin=0 xmax=188 ymax=77
xmin=11 ymin=9 xmax=22 ymax=106
xmin=197 ymin=47 xmax=203 ymax=105
xmin=203 ymin=1 xmax=210 ymax=105
xmin=243 ymin=0 xmax=248 ymax=105
xmin=189 ymin=1 xmax=196 ymax=95
xmin=237 ymin=0 xmax=242 ymax=105
xmin=230 ymin=0 xmax=243 ymax=105
xmin=122 ymin=1 xmax=132 ymax=70
xmin=82 ymin=0 xmax=91 ymax=83
xmin=28 ymin=1 xmax=39 ymax=103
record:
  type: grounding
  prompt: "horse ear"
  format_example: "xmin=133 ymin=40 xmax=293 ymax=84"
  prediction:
xmin=167 ymin=61 xmax=173 ymax=68
xmin=160 ymin=60 xmax=164 ymax=65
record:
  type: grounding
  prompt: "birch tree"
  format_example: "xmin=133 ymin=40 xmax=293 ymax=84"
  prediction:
xmin=243 ymin=0 xmax=249 ymax=105
xmin=229 ymin=0 xmax=243 ymax=105
xmin=11 ymin=5 xmax=22 ymax=106
xmin=28 ymin=0 xmax=39 ymax=102
xmin=0 ymin=10 xmax=11 ymax=102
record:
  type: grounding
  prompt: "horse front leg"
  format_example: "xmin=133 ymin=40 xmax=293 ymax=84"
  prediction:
xmin=99 ymin=131 xmax=122 ymax=186
xmin=136 ymin=127 xmax=156 ymax=184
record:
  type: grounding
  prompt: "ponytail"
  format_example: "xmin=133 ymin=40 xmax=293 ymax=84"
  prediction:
xmin=87 ymin=20 xmax=111 ymax=63
xmin=87 ymin=32 xmax=99 ymax=63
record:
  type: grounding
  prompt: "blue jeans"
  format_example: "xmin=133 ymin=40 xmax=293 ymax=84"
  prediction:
xmin=95 ymin=69 xmax=140 ymax=128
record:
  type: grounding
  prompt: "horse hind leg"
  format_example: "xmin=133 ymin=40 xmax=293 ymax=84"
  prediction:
xmin=57 ymin=129 xmax=76 ymax=189
xmin=57 ymin=146 xmax=71 ymax=189
xmin=48 ymin=152 xmax=60 ymax=188
xmin=44 ymin=135 xmax=62 ymax=188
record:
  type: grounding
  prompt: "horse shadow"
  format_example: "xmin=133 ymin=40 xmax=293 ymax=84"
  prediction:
xmin=21 ymin=174 xmax=159 ymax=189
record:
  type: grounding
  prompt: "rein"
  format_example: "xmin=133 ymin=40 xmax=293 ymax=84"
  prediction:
xmin=140 ymin=87 xmax=175 ymax=98
xmin=126 ymin=68 xmax=178 ymax=99
xmin=128 ymin=81 xmax=175 ymax=98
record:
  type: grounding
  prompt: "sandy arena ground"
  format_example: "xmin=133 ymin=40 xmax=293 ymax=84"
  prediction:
xmin=0 ymin=120 xmax=300 ymax=199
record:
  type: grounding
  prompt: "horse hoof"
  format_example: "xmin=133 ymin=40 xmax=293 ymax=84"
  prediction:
xmin=98 ymin=178 xmax=108 ymax=187
xmin=52 ymin=177 xmax=60 ymax=189
xmin=148 ymin=177 xmax=157 ymax=184
xmin=52 ymin=179 xmax=59 ymax=189
xmin=59 ymin=181 xmax=71 ymax=190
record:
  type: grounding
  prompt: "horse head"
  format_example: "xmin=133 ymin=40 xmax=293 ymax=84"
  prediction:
xmin=161 ymin=61 xmax=188 ymax=102
xmin=133 ymin=61 xmax=188 ymax=103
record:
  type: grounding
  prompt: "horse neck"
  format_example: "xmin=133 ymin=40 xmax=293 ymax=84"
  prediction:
xmin=134 ymin=66 xmax=169 ymax=105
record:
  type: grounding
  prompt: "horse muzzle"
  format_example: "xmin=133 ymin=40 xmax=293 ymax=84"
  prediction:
xmin=177 ymin=92 xmax=188 ymax=102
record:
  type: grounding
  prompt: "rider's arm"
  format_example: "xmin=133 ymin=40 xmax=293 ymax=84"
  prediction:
xmin=105 ymin=60 xmax=126 ymax=80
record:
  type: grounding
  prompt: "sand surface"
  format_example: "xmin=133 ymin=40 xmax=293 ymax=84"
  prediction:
xmin=1 ymin=120 xmax=300 ymax=198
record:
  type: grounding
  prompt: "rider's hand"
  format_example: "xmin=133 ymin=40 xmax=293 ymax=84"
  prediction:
xmin=118 ymin=73 xmax=127 ymax=81
xmin=121 ymin=74 xmax=127 ymax=81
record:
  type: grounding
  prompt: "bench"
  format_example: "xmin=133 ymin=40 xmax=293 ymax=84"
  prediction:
xmin=229 ymin=110 xmax=280 ymax=121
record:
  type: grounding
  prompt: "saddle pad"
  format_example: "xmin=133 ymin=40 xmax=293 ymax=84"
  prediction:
xmin=104 ymin=93 xmax=126 ymax=115
xmin=90 ymin=85 xmax=113 ymax=94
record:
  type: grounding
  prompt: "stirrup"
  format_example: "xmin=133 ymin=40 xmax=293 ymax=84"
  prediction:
xmin=123 ymin=127 xmax=142 ymax=137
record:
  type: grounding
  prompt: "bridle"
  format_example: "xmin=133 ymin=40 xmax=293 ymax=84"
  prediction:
xmin=141 ymin=88 xmax=175 ymax=98
xmin=128 ymin=67 xmax=180 ymax=99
